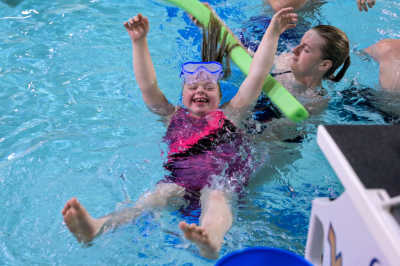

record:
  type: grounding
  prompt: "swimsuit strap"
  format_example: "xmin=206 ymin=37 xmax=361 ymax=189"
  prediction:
xmin=271 ymin=70 xmax=292 ymax=77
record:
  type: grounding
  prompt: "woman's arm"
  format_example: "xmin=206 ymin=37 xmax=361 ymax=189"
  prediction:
xmin=124 ymin=14 xmax=175 ymax=117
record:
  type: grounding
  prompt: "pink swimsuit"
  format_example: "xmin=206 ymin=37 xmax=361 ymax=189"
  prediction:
xmin=162 ymin=108 xmax=253 ymax=195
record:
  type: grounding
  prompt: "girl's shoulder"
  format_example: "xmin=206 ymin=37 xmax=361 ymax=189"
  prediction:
xmin=163 ymin=106 xmax=181 ymax=127
xmin=221 ymin=105 xmax=245 ymax=129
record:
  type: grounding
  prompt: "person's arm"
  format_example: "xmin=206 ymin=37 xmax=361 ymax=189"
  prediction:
xmin=357 ymin=0 xmax=376 ymax=12
xmin=364 ymin=39 xmax=400 ymax=92
xmin=364 ymin=39 xmax=397 ymax=62
xmin=227 ymin=8 xmax=297 ymax=112
xmin=266 ymin=0 xmax=308 ymax=11
xmin=364 ymin=43 xmax=380 ymax=62
xmin=124 ymin=14 xmax=175 ymax=117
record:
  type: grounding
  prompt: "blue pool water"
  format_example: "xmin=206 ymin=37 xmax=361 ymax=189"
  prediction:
xmin=0 ymin=0 xmax=398 ymax=265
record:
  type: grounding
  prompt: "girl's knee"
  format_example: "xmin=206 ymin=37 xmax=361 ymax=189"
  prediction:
xmin=156 ymin=182 xmax=185 ymax=197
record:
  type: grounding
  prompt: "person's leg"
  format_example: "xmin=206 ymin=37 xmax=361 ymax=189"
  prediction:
xmin=62 ymin=198 xmax=108 ymax=243
xmin=62 ymin=182 xmax=185 ymax=243
xmin=179 ymin=188 xmax=232 ymax=259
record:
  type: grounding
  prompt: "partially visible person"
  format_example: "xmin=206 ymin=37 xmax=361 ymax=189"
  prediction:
xmin=1 ymin=0 xmax=24 ymax=7
xmin=364 ymin=39 xmax=400 ymax=92
xmin=197 ymin=4 xmax=351 ymax=138
xmin=254 ymin=0 xmax=374 ymax=54
xmin=331 ymin=83 xmax=400 ymax=125
xmin=327 ymin=39 xmax=400 ymax=126
xmin=357 ymin=0 xmax=376 ymax=12
xmin=243 ymin=0 xmax=322 ymax=53
xmin=239 ymin=13 xmax=309 ymax=54
xmin=249 ymin=24 xmax=351 ymax=140
xmin=277 ymin=25 xmax=349 ymax=102
xmin=342 ymin=38 xmax=400 ymax=123
xmin=261 ymin=25 xmax=350 ymax=117
xmin=266 ymin=0 xmax=376 ymax=12
xmin=265 ymin=0 xmax=316 ymax=12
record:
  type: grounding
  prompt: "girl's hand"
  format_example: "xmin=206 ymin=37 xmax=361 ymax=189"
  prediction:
xmin=124 ymin=14 xmax=149 ymax=42
xmin=269 ymin=7 xmax=298 ymax=36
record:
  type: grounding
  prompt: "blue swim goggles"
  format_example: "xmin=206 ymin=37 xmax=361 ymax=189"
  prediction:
xmin=180 ymin=61 xmax=224 ymax=84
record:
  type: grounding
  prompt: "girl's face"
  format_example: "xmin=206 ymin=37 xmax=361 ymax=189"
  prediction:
xmin=290 ymin=29 xmax=327 ymax=78
xmin=182 ymin=80 xmax=221 ymax=118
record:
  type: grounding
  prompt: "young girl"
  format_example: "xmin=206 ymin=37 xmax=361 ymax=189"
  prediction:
xmin=61 ymin=8 xmax=298 ymax=260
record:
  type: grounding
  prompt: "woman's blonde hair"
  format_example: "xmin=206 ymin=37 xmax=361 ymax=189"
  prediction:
xmin=313 ymin=25 xmax=350 ymax=82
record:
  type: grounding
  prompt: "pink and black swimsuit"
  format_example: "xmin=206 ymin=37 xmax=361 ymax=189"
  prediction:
xmin=162 ymin=108 xmax=253 ymax=198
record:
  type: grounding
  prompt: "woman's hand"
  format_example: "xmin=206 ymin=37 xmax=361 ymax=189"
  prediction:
xmin=124 ymin=13 xmax=149 ymax=42
xmin=269 ymin=7 xmax=298 ymax=36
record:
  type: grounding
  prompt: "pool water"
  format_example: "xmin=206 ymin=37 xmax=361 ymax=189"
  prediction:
xmin=0 ymin=0 xmax=398 ymax=265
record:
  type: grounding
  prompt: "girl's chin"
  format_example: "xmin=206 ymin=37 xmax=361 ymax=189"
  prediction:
xmin=188 ymin=107 xmax=213 ymax=117
xmin=184 ymin=102 xmax=218 ymax=114
xmin=190 ymin=102 xmax=209 ymax=110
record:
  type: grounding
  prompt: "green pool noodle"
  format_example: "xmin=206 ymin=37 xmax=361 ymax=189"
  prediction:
xmin=163 ymin=0 xmax=309 ymax=122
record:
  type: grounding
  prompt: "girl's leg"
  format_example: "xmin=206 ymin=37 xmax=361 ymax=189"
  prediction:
xmin=62 ymin=182 xmax=185 ymax=243
xmin=62 ymin=198 xmax=109 ymax=243
xmin=179 ymin=188 xmax=232 ymax=259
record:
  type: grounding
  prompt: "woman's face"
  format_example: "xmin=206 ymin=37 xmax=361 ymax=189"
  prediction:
xmin=182 ymin=80 xmax=221 ymax=118
xmin=290 ymin=29 xmax=327 ymax=78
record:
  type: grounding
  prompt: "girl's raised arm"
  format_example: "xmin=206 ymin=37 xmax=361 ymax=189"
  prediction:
xmin=226 ymin=8 xmax=297 ymax=116
xmin=124 ymin=14 xmax=175 ymax=116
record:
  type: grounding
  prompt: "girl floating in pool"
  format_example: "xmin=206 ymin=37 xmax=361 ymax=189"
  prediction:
xmin=62 ymin=8 xmax=298 ymax=260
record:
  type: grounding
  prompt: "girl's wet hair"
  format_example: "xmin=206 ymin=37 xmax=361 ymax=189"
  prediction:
xmin=201 ymin=14 xmax=239 ymax=79
xmin=313 ymin=25 xmax=350 ymax=82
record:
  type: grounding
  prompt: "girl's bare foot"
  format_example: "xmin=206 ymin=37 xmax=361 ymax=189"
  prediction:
xmin=61 ymin=198 xmax=105 ymax=243
xmin=178 ymin=221 xmax=220 ymax=259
